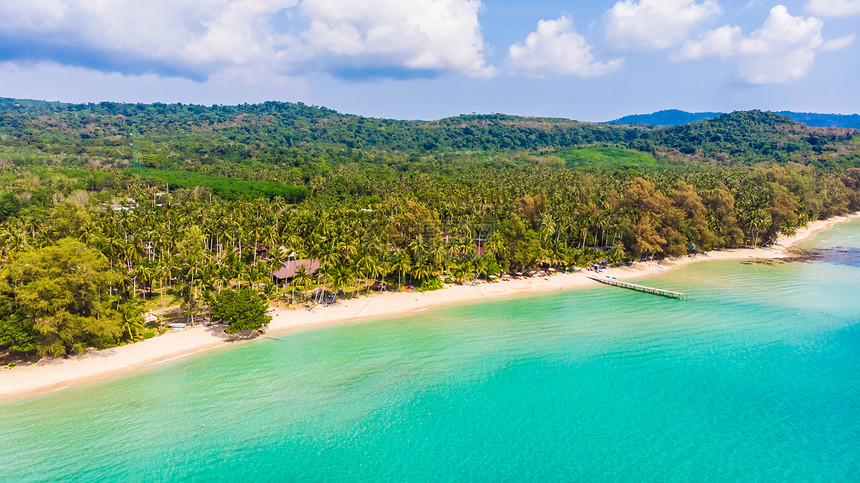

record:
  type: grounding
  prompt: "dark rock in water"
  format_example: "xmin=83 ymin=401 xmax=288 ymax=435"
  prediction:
xmin=784 ymin=247 xmax=860 ymax=267
xmin=740 ymin=258 xmax=784 ymax=266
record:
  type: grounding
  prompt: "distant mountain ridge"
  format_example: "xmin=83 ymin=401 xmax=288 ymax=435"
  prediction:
xmin=609 ymin=109 xmax=860 ymax=128
xmin=607 ymin=110 xmax=723 ymax=126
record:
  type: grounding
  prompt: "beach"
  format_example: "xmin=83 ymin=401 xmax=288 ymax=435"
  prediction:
xmin=2 ymin=212 xmax=858 ymax=400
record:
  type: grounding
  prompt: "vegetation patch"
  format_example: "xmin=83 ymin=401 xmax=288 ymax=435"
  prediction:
xmin=558 ymin=147 xmax=662 ymax=168
xmin=137 ymin=168 xmax=309 ymax=201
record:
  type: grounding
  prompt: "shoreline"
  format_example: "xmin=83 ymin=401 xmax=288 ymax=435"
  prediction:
xmin=2 ymin=212 xmax=858 ymax=400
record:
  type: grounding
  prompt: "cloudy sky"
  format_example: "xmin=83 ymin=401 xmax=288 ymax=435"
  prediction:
xmin=0 ymin=0 xmax=857 ymax=121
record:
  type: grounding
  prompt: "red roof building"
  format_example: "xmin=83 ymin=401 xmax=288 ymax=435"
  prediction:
xmin=271 ymin=259 xmax=321 ymax=280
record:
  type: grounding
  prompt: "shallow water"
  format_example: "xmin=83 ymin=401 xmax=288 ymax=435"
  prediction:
xmin=2 ymin=220 xmax=859 ymax=481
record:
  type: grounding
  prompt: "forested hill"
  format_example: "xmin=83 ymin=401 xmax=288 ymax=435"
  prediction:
xmin=1 ymin=98 xmax=859 ymax=168
xmin=776 ymin=111 xmax=860 ymax=129
xmin=609 ymin=109 xmax=860 ymax=129
xmin=608 ymin=110 xmax=723 ymax=126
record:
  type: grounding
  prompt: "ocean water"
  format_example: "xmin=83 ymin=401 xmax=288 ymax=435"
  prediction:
xmin=1 ymin=220 xmax=859 ymax=481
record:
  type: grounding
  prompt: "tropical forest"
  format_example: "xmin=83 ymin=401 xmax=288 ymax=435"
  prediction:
xmin=2 ymin=98 xmax=860 ymax=360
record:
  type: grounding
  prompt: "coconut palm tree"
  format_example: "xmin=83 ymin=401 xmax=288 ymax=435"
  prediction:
xmin=410 ymin=258 xmax=432 ymax=285
xmin=330 ymin=263 xmax=353 ymax=302
xmin=292 ymin=265 xmax=312 ymax=303
xmin=392 ymin=251 xmax=411 ymax=288
xmin=118 ymin=300 xmax=145 ymax=342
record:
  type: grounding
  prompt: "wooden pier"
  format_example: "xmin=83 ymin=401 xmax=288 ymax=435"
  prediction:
xmin=587 ymin=274 xmax=689 ymax=301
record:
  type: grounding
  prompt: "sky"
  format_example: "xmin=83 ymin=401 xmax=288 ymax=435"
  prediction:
xmin=0 ymin=0 xmax=858 ymax=121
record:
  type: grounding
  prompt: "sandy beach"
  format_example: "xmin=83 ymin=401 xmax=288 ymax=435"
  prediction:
xmin=2 ymin=212 xmax=858 ymax=400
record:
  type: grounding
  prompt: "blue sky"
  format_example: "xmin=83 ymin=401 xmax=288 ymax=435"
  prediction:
xmin=0 ymin=0 xmax=857 ymax=121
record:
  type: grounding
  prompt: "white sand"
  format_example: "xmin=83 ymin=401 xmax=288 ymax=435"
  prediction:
xmin=2 ymin=212 xmax=858 ymax=400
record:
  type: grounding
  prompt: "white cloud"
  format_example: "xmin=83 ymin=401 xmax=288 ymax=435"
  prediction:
xmin=0 ymin=1 xmax=294 ymax=78
xmin=507 ymin=16 xmax=622 ymax=78
xmin=740 ymin=6 xmax=824 ymax=55
xmin=0 ymin=60 xmax=310 ymax=105
xmin=185 ymin=0 xmax=299 ymax=66
xmin=821 ymin=34 xmax=857 ymax=50
xmin=805 ymin=0 xmax=860 ymax=17
xmin=605 ymin=0 xmax=722 ymax=51
xmin=0 ymin=0 xmax=495 ymax=81
xmin=673 ymin=5 xmax=854 ymax=83
xmin=672 ymin=25 xmax=742 ymax=60
xmin=295 ymin=0 xmax=496 ymax=78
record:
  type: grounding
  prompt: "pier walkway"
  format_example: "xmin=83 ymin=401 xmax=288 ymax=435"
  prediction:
xmin=587 ymin=274 xmax=689 ymax=301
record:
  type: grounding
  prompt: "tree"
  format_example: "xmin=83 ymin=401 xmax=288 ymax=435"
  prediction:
xmin=118 ymin=300 xmax=145 ymax=342
xmin=672 ymin=181 xmax=717 ymax=250
xmin=392 ymin=251 xmax=411 ymax=288
xmin=210 ymin=288 xmax=271 ymax=334
xmin=292 ymin=265 xmax=312 ymax=302
xmin=47 ymin=203 xmax=92 ymax=240
xmin=176 ymin=225 xmax=206 ymax=323
xmin=0 ymin=192 xmax=21 ymax=224
xmin=632 ymin=215 xmax=666 ymax=257
xmin=0 ymin=314 xmax=39 ymax=355
xmin=767 ymin=188 xmax=799 ymax=237
xmin=704 ymin=186 xmax=744 ymax=247
xmin=4 ymin=238 xmax=122 ymax=357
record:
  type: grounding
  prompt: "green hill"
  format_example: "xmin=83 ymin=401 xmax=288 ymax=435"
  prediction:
xmin=609 ymin=109 xmax=860 ymax=129
xmin=1 ymin=98 xmax=858 ymax=168
xmin=608 ymin=109 xmax=722 ymax=126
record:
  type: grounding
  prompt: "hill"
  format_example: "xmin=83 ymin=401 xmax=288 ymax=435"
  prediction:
xmin=0 ymin=98 xmax=858 ymax=169
xmin=608 ymin=109 xmax=722 ymax=126
xmin=776 ymin=111 xmax=860 ymax=129
xmin=608 ymin=109 xmax=860 ymax=129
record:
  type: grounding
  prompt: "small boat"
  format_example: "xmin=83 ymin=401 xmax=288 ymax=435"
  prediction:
xmin=167 ymin=323 xmax=187 ymax=329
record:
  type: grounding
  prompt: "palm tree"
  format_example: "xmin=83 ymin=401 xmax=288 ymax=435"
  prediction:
xmin=230 ymin=253 xmax=245 ymax=288
xmin=138 ymin=262 xmax=156 ymax=298
xmin=355 ymin=251 xmax=377 ymax=294
xmin=410 ymin=258 xmax=432 ymax=285
xmin=215 ymin=264 xmax=232 ymax=294
xmin=292 ymin=265 xmax=312 ymax=303
xmin=262 ymin=281 xmax=279 ymax=301
xmin=748 ymin=208 xmax=772 ymax=247
xmin=475 ymin=255 xmax=496 ymax=282
xmin=266 ymin=245 xmax=289 ymax=291
xmin=451 ymin=262 xmax=471 ymax=284
xmin=154 ymin=261 xmax=167 ymax=314
xmin=430 ymin=242 xmax=447 ymax=275
xmin=392 ymin=251 xmax=411 ymax=288
xmin=329 ymin=263 xmax=353 ymax=302
xmin=365 ymin=254 xmax=389 ymax=294
xmin=118 ymin=300 xmax=145 ymax=342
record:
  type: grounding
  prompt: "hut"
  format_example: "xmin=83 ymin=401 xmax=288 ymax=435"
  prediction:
xmin=271 ymin=259 xmax=321 ymax=282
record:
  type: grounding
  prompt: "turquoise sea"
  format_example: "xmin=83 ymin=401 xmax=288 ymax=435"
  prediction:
xmin=2 ymin=219 xmax=859 ymax=481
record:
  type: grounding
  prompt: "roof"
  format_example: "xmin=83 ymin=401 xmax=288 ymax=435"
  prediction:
xmin=271 ymin=259 xmax=321 ymax=279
